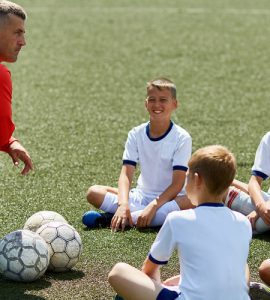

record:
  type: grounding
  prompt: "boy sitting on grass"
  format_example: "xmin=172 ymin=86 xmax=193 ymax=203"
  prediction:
xmin=83 ymin=78 xmax=192 ymax=231
xmin=108 ymin=145 xmax=252 ymax=300
xmin=224 ymin=131 xmax=270 ymax=234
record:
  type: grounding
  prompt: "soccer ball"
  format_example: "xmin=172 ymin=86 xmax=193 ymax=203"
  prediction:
xmin=0 ymin=230 xmax=49 ymax=282
xmin=24 ymin=211 xmax=68 ymax=232
xmin=36 ymin=222 xmax=82 ymax=272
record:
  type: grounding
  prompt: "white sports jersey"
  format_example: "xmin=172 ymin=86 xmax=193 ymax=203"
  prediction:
xmin=149 ymin=203 xmax=252 ymax=300
xmin=252 ymin=132 xmax=270 ymax=192
xmin=122 ymin=121 xmax=192 ymax=196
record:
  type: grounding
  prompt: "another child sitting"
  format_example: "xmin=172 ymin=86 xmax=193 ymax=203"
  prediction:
xmin=225 ymin=131 xmax=270 ymax=234
xmin=108 ymin=145 xmax=252 ymax=300
xmin=83 ymin=78 xmax=192 ymax=231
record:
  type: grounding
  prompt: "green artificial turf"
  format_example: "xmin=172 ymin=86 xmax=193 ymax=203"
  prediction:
xmin=1 ymin=0 xmax=270 ymax=298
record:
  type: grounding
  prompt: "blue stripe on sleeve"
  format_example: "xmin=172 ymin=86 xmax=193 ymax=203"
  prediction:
xmin=251 ymin=170 xmax=268 ymax=180
xmin=148 ymin=253 xmax=168 ymax=265
xmin=173 ymin=165 xmax=188 ymax=172
xmin=123 ymin=160 xmax=137 ymax=167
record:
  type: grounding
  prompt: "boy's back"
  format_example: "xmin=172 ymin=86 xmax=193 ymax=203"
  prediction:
xmin=150 ymin=205 xmax=252 ymax=300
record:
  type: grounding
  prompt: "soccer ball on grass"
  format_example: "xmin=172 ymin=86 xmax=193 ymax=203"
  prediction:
xmin=0 ymin=230 xmax=49 ymax=282
xmin=24 ymin=210 xmax=68 ymax=232
xmin=36 ymin=221 xmax=82 ymax=272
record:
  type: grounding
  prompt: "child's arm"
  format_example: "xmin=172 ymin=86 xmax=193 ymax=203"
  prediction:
xmin=248 ymin=175 xmax=270 ymax=226
xmin=111 ymin=164 xmax=135 ymax=232
xmin=137 ymin=170 xmax=186 ymax=227
xmin=141 ymin=257 xmax=161 ymax=283
xmin=162 ymin=275 xmax=180 ymax=286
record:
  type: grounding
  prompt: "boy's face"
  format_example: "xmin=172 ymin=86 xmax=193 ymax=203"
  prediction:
xmin=145 ymin=86 xmax=177 ymax=121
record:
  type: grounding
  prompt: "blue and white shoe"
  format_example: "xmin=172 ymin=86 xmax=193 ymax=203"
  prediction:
xmin=250 ymin=281 xmax=270 ymax=300
xmin=82 ymin=211 xmax=113 ymax=228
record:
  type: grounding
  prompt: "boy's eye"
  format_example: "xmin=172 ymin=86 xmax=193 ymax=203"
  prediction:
xmin=148 ymin=98 xmax=155 ymax=102
xmin=160 ymin=98 xmax=168 ymax=103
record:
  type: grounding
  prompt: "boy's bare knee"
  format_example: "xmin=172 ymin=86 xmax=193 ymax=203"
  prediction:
xmin=108 ymin=262 xmax=126 ymax=284
xmin=86 ymin=185 xmax=103 ymax=207
xmin=259 ymin=259 xmax=270 ymax=285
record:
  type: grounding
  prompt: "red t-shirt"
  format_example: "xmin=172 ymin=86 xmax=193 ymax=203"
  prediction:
xmin=0 ymin=63 xmax=16 ymax=152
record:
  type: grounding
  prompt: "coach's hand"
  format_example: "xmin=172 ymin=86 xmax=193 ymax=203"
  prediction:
xmin=111 ymin=204 xmax=133 ymax=232
xmin=137 ymin=200 xmax=158 ymax=228
xmin=8 ymin=141 xmax=33 ymax=175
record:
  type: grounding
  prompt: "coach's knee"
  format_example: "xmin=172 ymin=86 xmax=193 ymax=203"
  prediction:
xmin=259 ymin=259 xmax=270 ymax=285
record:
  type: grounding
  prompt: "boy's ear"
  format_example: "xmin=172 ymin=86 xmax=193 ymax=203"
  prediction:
xmin=194 ymin=172 xmax=202 ymax=187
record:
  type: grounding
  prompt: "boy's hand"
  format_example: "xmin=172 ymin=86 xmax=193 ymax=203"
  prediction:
xmin=247 ymin=210 xmax=259 ymax=229
xmin=8 ymin=141 xmax=33 ymax=175
xmin=137 ymin=200 xmax=158 ymax=228
xmin=256 ymin=202 xmax=270 ymax=225
xmin=111 ymin=204 xmax=133 ymax=232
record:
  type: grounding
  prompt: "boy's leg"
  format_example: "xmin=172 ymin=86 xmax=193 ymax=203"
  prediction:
xmin=86 ymin=185 xmax=118 ymax=208
xmin=231 ymin=179 xmax=249 ymax=194
xmin=131 ymin=195 xmax=194 ymax=227
xmin=83 ymin=186 xmax=118 ymax=228
xmin=225 ymin=187 xmax=270 ymax=233
xmin=108 ymin=262 xmax=163 ymax=300
xmin=131 ymin=200 xmax=181 ymax=227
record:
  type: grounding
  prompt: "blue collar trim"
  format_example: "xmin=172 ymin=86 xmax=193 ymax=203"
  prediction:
xmin=198 ymin=202 xmax=224 ymax=207
xmin=146 ymin=121 xmax=173 ymax=141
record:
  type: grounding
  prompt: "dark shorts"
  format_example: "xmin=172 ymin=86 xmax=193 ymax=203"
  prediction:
xmin=156 ymin=288 xmax=180 ymax=300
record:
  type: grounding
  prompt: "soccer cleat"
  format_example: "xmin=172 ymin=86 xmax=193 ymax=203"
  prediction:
xmin=82 ymin=211 xmax=113 ymax=228
xmin=249 ymin=281 xmax=270 ymax=300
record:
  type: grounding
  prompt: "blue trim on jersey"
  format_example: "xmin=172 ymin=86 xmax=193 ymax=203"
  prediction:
xmin=251 ymin=170 xmax=268 ymax=180
xmin=123 ymin=160 xmax=137 ymax=167
xmin=157 ymin=288 xmax=180 ymax=300
xmin=198 ymin=202 xmax=224 ymax=207
xmin=146 ymin=121 xmax=173 ymax=141
xmin=173 ymin=165 xmax=188 ymax=172
xmin=148 ymin=253 xmax=168 ymax=265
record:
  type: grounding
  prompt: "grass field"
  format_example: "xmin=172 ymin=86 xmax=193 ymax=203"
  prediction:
xmin=1 ymin=0 xmax=270 ymax=299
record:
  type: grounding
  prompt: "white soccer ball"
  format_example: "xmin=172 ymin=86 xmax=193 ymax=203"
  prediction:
xmin=24 ymin=211 xmax=68 ymax=232
xmin=0 ymin=230 xmax=49 ymax=282
xmin=36 ymin=222 xmax=82 ymax=272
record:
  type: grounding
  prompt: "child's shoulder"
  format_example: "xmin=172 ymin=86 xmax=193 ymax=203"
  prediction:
xmin=128 ymin=122 xmax=149 ymax=134
xmin=261 ymin=131 xmax=270 ymax=142
xmin=171 ymin=122 xmax=191 ymax=140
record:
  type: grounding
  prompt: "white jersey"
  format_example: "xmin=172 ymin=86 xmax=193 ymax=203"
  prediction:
xmin=149 ymin=203 xmax=252 ymax=300
xmin=122 ymin=121 xmax=192 ymax=196
xmin=252 ymin=132 xmax=270 ymax=192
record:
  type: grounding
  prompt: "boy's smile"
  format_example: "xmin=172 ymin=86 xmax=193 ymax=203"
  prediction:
xmin=145 ymin=86 xmax=177 ymax=121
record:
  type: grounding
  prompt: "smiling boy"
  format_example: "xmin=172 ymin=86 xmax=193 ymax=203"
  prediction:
xmin=83 ymin=78 xmax=192 ymax=231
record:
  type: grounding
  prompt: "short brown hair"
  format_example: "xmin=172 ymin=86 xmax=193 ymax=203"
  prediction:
xmin=147 ymin=77 xmax=177 ymax=99
xmin=0 ymin=1 xmax=26 ymax=23
xmin=188 ymin=145 xmax=236 ymax=196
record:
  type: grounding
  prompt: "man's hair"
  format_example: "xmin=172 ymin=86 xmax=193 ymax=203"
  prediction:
xmin=0 ymin=0 xmax=26 ymax=24
xmin=147 ymin=77 xmax=177 ymax=99
xmin=188 ymin=145 xmax=236 ymax=196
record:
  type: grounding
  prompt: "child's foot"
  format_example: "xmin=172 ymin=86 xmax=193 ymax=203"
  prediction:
xmin=249 ymin=281 xmax=270 ymax=299
xmin=82 ymin=211 xmax=113 ymax=228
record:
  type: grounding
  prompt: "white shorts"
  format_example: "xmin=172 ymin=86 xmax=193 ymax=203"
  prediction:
xmin=100 ymin=188 xmax=162 ymax=213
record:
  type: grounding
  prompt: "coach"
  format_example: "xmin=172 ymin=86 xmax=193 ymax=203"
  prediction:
xmin=0 ymin=0 xmax=33 ymax=175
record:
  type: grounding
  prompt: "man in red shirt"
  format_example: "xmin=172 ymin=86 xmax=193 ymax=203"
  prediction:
xmin=0 ymin=1 xmax=33 ymax=175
